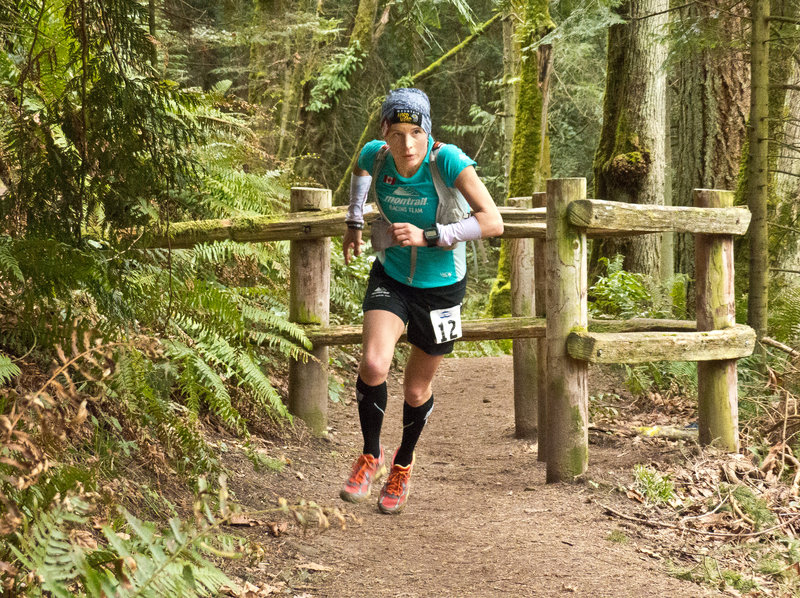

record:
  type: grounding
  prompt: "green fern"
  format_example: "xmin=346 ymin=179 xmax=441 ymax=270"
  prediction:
xmin=0 ymin=241 xmax=23 ymax=282
xmin=111 ymin=348 xmax=218 ymax=474
xmin=8 ymin=497 xmax=91 ymax=597
xmin=8 ymin=494 xmax=240 ymax=597
xmin=0 ymin=353 xmax=20 ymax=385
xmin=307 ymin=41 xmax=365 ymax=112
xmin=769 ymin=284 xmax=800 ymax=343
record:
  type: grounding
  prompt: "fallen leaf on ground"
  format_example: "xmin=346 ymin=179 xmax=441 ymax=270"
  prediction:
xmin=296 ymin=561 xmax=333 ymax=572
xmin=227 ymin=514 xmax=267 ymax=527
xmin=626 ymin=489 xmax=644 ymax=503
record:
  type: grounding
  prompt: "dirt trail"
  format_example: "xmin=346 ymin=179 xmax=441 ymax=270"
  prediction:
xmin=225 ymin=356 xmax=725 ymax=597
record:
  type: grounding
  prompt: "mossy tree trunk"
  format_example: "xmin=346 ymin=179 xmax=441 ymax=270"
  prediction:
xmin=486 ymin=0 xmax=554 ymax=318
xmin=774 ymin=56 xmax=800 ymax=273
xmin=502 ymin=13 xmax=521 ymax=187
xmin=591 ymin=0 xmax=668 ymax=278
xmin=766 ymin=0 xmax=800 ymax=281
xmin=672 ymin=0 xmax=749 ymax=311
xmin=742 ymin=0 xmax=770 ymax=342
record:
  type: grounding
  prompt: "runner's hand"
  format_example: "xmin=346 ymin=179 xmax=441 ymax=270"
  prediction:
xmin=390 ymin=222 xmax=425 ymax=247
xmin=343 ymin=228 xmax=363 ymax=265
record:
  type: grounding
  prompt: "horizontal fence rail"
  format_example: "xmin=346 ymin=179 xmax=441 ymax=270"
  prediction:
xmin=568 ymin=199 xmax=752 ymax=236
xmin=566 ymin=324 xmax=756 ymax=364
xmin=305 ymin=317 xmax=700 ymax=347
xmin=141 ymin=194 xmax=751 ymax=248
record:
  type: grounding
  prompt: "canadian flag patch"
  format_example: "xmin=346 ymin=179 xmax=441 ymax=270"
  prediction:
xmin=383 ymin=175 xmax=396 ymax=185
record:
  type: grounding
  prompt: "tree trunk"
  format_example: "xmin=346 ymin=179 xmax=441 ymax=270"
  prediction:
xmin=744 ymin=0 xmax=770 ymax=341
xmin=591 ymin=0 xmax=668 ymax=278
xmin=502 ymin=13 xmax=521 ymax=190
xmin=672 ymin=0 xmax=749 ymax=310
xmin=487 ymin=0 xmax=554 ymax=318
xmin=767 ymin=0 xmax=800 ymax=276
xmin=774 ymin=57 xmax=800 ymax=272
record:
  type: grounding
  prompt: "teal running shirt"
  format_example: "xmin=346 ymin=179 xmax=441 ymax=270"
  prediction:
xmin=358 ymin=137 xmax=477 ymax=288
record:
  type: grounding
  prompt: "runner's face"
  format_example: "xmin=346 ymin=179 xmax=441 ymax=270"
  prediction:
xmin=384 ymin=123 xmax=428 ymax=178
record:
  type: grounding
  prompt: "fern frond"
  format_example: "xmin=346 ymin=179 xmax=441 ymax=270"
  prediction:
xmin=237 ymin=299 xmax=312 ymax=349
xmin=7 ymin=497 xmax=91 ymax=598
xmin=199 ymin=165 xmax=287 ymax=217
xmin=0 ymin=353 xmax=21 ymax=385
xmin=164 ymin=338 xmax=248 ymax=436
xmin=236 ymin=351 xmax=290 ymax=421
xmin=112 ymin=348 xmax=215 ymax=472
xmin=0 ymin=241 xmax=23 ymax=282
xmin=769 ymin=284 xmax=800 ymax=343
xmin=10 ymin=493 xmax=237 ymax=598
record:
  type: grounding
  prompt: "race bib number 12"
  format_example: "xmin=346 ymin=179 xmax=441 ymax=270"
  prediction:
xmin=429 ymin=304 xmax=463 ymax=344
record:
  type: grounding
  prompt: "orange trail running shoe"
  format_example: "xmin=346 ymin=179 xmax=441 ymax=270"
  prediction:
xmin=378 ymin=452 xmax=415 ymax=514
xmin=340 ymin=447 xmax=386 ymax=503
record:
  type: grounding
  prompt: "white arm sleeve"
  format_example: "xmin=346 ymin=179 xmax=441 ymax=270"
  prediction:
xmin=346 ymin=173 xmax=372 ymax=225
xmin=436 ymin=215 xmax=483 ymax=246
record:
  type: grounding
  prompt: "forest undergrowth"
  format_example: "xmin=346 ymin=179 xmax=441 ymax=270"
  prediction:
xmin=3 ymin=237 xmax=800 ymax=595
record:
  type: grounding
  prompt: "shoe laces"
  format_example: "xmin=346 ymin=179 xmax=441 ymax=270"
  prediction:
xmin=349 ymin=454 xmax=377 ymax=484
xmin=383 ymin=465 xmax=410 ymax=496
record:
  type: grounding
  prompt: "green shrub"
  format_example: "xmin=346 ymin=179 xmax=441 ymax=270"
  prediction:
xmin=633 ymin=464 xmax=675 ymax=504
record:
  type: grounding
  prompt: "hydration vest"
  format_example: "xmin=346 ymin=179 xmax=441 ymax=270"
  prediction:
xmin=368 ymin=141 xmax=471 ymax=284
xmin=369 ymin=141 xmax=471 ymax=233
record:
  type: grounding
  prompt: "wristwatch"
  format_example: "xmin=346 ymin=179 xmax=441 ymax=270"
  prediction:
xmin=423 ymin=226 xmax=440 ymax=247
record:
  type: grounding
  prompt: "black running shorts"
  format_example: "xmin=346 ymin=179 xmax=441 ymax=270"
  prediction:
xmin=362 ymin=260 xmax=467 ymax=356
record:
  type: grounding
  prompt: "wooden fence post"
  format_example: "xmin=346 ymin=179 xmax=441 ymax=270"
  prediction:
xmin=533 ymin=192 xmax=548 ymax=461
xmin=545 ymin=178 xmax=588 ymax=483
xmin=509 ymin=196 xmax=537 ymax=439
xmin=288 ymin=187 xmax=331 ymax=436
xmin=694 ymin=189 xmax=739 ymax=451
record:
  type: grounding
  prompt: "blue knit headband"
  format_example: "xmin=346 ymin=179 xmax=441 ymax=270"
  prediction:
xmin=380 ymin=88 xmax=432 ymax=136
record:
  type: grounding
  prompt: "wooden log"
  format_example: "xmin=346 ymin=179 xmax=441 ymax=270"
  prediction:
xmin=305 ymin=317 xmax=698 ymax=347
xmin=142 ymin=204 xmax=546 ymax=248
xmin=545 ymin=178 xmax=589 ymax=483
xmin=568 ymin=198 xmax=751 ymax=236
xmin=533 ymin=192 xmax=549 ymax=462
xmin=288 ymin=188 xmax=331 ymax=436
xmin=509 ymin=196 xmax=538 ymax=440
xmin=306 ymin=317 xmax=548 ymax=346
xmin=588 ymin=317 xmax=697 ymax=332
xmin=143 ymin=205 xmax=369 ymax=248
xmin=499 ymin=222 xmax=547 ymax=239
xmin=141 ymin=198 xmax=751 ymax=250
xmin=566 ymin=325 xmax=755 ymax=363
xmin=498 ymin=206 xmax=545 ymax=238
xmin=695 ymin=189 xmax=740 ymax=451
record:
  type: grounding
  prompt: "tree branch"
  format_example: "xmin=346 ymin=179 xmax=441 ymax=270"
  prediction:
xmin=767 ymin=15 xmax=800 ymax=25
xmin=630 ymin=1 xmax=695 ymax=21
xmin=762 ymin=336 xmax=800 ymax=357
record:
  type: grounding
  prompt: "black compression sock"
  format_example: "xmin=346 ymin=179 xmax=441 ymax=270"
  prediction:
xmin=356 ymin=376 xmax=387 ymax=458
xmin=395 ymin=395 xmax=434 ymax=467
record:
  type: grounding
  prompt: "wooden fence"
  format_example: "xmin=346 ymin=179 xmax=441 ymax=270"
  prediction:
xmin=149 ymin=179 xmax=754 ymax=483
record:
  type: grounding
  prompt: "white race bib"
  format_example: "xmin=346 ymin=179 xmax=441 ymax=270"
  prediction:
xmin=429 ymin=304 xmax=463 ymax=344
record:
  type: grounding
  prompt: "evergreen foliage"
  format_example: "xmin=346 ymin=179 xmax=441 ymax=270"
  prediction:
xmin=588 ymin=255 xmax=688 ymax=319
xmin=0 ymin=353 xmax=20 ymax=385
xmin=0 ymin=2 xmax=340 ymax=591
xmin=7 ymin=487 xmax=242 ymax=597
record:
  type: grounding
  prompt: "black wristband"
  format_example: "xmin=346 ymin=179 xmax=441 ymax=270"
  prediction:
xmin=346 ymin=221 xmax=364 ymax=230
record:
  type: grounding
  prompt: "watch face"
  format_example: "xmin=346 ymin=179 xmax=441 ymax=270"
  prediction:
xmin=424 ymin=229 xmax=437 ymax=241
